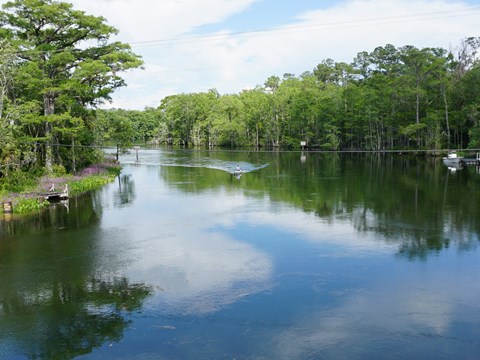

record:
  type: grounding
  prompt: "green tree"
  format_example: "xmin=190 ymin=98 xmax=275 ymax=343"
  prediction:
xmin=0 ymin=39 xmax=18 ymax=176
xmin=160 ymin=94 xmax=198 ymax=147
xmin=128 ymin=108 xmax=159 ymax=144
xmin=212 ymin=94 xmax=245 ymax=147
xmin=83 ymin=40 xmax=480 ymax=153
xmin=0 ymin=0 xmax=143 ymax=171
xmin=457 ymin=67 xmax=480 ymax=148
xmin=190 ymin=90 xmax=217 ymax=147
xmin=239 ymin=88 xmax=271 ymax=148
xmin=0 ymin=39 xmax=16 ymax=120
xmin=96 ymin=109 xmax=134 ymax=160
xmin=398 ymin=46 xmax=454 ymax=148
xmin=264 ymin=75 xmax=281 ymax=93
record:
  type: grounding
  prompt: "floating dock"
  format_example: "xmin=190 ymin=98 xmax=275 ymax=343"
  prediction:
xmin=459 ymin=153 xmax=480 ymax=166
xmin=462 ymin=157 xmax=480 ymax=166
xmin=443 ymin=152 xmax=480 ymax=168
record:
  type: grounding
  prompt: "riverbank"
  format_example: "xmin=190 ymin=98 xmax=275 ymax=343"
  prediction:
xmin=1 ymin=160 xmax=121 ymax=215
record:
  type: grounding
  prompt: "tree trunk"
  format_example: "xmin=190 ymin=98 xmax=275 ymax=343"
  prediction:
xmin=442 ymin=85 xmax=450 ymax=147
xmin=0 ymin=88 xmax=5 ymax=120
xmin=44 ymin=92 xmax=55 ymax=173
xmin=71 ymin=136 xmax=76 ymax=173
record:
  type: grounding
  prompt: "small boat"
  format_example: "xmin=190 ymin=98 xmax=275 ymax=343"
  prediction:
xmin=443 ymin=152 xmax=464 ymax=167
xmin=233 ymin=166 xmax=242 ymax=176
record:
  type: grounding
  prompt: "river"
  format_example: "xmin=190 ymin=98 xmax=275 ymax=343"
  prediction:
xmin=1 ymin=149 xmax=479 ymax=359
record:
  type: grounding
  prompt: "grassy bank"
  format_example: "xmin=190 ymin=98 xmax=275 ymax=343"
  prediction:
xmin=0 ymin=160 xmax=121 ymax=215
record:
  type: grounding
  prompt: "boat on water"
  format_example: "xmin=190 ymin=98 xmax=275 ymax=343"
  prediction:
xmin=443 ymin=152 xmax=465 ymax=167
xmin=232 ymin=165 xmax=243 ymax=179
xmin=233 ymin=165 xmax=242 ymax=175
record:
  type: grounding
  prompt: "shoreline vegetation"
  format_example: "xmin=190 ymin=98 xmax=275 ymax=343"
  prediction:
xmin=1 ymin=157 xmax=121 ymax=216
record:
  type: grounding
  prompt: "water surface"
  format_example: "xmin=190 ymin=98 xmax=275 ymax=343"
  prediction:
xmin=1 ymin=149 xmax=479 ymax=359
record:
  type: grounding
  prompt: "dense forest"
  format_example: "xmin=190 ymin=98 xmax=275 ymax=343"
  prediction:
xmin=1 ymin=0 xmax=480 ymax=183
xmin=118 ymin=39 xmax=480 ymax=151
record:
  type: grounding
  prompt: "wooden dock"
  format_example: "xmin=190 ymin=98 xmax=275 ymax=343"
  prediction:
xmin=462 ymin=159 xmax=480 ymax=166
xmin=462 ymin=153 xmax=480 ymax=166
xmin=40 ymin=184 xmax=69 ymax=202
xmin=41 ymin=191 xmax=69 ymax=201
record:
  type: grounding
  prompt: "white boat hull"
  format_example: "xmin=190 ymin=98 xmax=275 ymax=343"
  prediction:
xmin=443 ymin=157 xmax=463 ymax=165
xmin=443 ymin=153 xmax=464 ymax=168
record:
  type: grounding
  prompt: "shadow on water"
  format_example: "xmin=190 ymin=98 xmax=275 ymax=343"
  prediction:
xmin=0 ymin=192 xmax=152 ymax=359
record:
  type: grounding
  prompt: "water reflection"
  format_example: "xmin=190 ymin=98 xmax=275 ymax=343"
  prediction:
xmin=2 ymin=149 xmax=480 ymax=359
xmin=271 ymin=258 xmax=480 ymax=359
xmin=0 ymin=194 xmax=100 ymax=237
xmin=113 ymin=173 xmax=136 ymax=208
xmin=142 ymin=150 xmax=480 ymax=260
xmin=127 ymin=230 xmax=272 ymax=315
xmin=101 ymin=167 xmax=274 ymax=315
xmin=0 ymin=194 xmax=152 ymax=359
xmin=0 ymin=277 xmax=151 ymax=360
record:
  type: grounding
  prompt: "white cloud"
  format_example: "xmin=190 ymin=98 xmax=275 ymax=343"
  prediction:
xmin=69 ymin=0 xmax=257 ymax=42
xmin=121 ymin=0 xmax=480 ymax=108
xmin=2 ymin=0 xmax=479 ymax=108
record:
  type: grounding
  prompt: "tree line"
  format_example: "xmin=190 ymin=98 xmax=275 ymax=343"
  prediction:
xmin=2 ymin=1 xmax=480 ymax=183
xmin=130 ymin=39 xmax=478 ymax=151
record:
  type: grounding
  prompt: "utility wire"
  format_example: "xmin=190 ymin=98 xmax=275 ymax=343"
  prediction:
xmin=129 ymin=7 xmax=480 ymax=47
xmin=6 ymin=6 xmax=480 ymax=56
xmin=7 ymin=140 xmax=112 ymax=149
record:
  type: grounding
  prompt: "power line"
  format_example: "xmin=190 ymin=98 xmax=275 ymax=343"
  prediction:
xmin=8 ymin=140 xmax=112 ymax=149
xmin=6 ymin=6 xmax=480 ymax=56
xmin=129 ymin=7 xmax=480 ymax=47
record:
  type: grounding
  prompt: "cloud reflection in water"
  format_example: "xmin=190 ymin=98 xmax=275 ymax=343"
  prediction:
xmin=100 ymin=184 xmax=273 ymax=316
xmin=128 ymin=231 xmax=273 ymax=315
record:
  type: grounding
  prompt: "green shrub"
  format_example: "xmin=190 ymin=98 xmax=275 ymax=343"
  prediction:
xmin=106 ymin=164 xmax=122 ymax=176
xmin=68 ymin=174 xmax=116 ymax=195
xmin=14 ymin=197 xmax=49 ymax=214
xmin=0 ymin=171 xmax=37 ymax=193
xmin=52 ymin=164 xmax=67 ymax=177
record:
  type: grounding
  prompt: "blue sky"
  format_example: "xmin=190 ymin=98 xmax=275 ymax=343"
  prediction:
xmin=196 ymin=0 xmax=339 ymax=33
xmin=2 ymin=0 xmax=480 ymax=109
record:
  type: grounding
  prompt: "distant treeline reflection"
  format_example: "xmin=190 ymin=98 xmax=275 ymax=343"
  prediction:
xmin=158 ymin=151 xmax=480 ymax=259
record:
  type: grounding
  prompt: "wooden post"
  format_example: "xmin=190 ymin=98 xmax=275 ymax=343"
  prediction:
xmin=134 ymin=146 xmax=140 ymax=161
xmin=3 ymin=201 xmax=13 ymax=214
